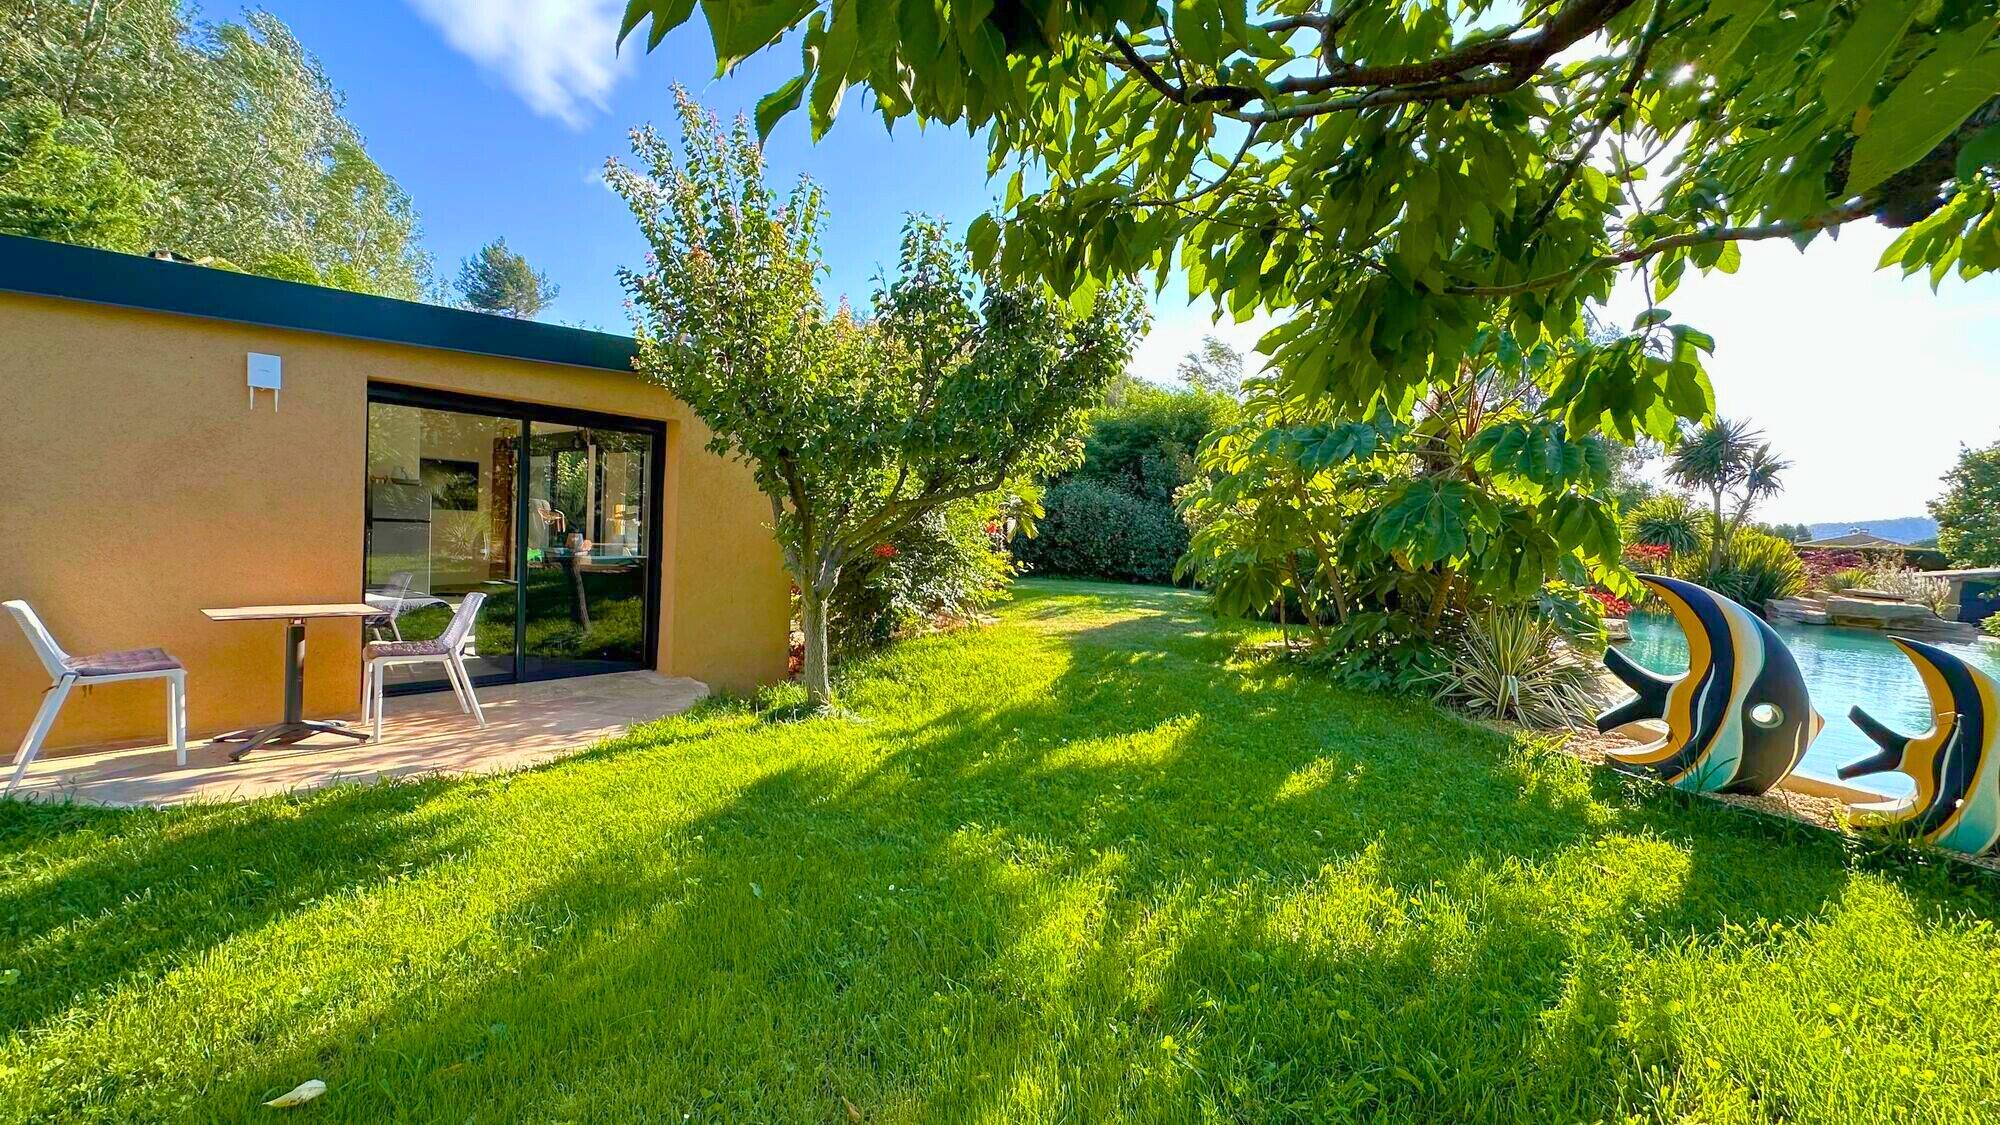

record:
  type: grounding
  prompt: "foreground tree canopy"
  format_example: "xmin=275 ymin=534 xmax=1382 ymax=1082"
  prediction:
xmin=620 ymin=0 xmax=1999 ymax=442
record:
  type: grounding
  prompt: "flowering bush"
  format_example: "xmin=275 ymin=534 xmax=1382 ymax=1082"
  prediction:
xmin=829 ymin=498 xmax=1015 ymax=656
xmin=1798 ymin=549 xmax=1864 ymax=583
xmin=1622 ymin=542 xmax=1671 ymax=566
xmin=1587 ymin=589 xmax=1634 ymax=617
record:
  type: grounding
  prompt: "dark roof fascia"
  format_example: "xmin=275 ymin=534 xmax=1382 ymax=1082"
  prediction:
xmin=0 ymin=233 xmax=638 ymax=373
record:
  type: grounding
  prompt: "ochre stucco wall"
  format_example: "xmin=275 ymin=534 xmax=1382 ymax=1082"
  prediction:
xmin=0 ymin=291 xmax=790 ymax=753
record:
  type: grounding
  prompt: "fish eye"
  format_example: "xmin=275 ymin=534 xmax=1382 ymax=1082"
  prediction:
xmin=1749 ymin=703 xmax=1784 ymax=729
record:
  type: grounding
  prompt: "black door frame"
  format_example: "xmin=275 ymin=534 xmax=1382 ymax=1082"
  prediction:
xmin=364 ymin=382 xmax=667 ymax=693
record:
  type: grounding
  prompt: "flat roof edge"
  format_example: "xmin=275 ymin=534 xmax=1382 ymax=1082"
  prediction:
xmin=0 ymin=234 xmax=638 ymax=373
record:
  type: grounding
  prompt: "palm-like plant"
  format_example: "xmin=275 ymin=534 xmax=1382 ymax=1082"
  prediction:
xmin=1431 ymin=607 xmax=1601 ymax=730
xmin=1664 ymin=418 xmax=1793 ymax=576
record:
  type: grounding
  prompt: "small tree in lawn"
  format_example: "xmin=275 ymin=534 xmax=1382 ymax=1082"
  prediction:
xmin=608 ymin=89 xmax=1145 ymax=707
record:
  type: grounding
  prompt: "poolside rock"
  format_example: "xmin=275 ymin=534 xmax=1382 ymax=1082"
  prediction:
xmin=1824 ymin=595 xmax=1932 ymax=628
xmin=1766 ymin=597 xmax=1829 ymax=625
xmin=1604 ymin=616 xmax=1630 ymax=642
xmin=1823 ymin=595 xmax=1979 ymax=642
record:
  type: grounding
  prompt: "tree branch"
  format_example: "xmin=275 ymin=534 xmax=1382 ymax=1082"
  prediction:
xmin=1524 ymin=0 xmax=1671 ymax=234
xmin=1441 ymin=201 xmax=1876 ymax=298
xmin=1270 ymin=0 xmax=1636 ymax=94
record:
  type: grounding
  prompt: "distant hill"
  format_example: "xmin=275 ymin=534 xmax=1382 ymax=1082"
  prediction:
xmin=1806 ymin=517 xmax=1938 ymax=544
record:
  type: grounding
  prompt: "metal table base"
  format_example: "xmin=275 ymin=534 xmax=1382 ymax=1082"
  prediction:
xmin=210 ymin=617 xmax=369 ymax=760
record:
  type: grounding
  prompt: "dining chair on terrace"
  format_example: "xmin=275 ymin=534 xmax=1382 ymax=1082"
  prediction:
xmin=5 ymin=600 xmax=186 ymax=795
xmin=360 ymin=592 xmax=487 ymax=742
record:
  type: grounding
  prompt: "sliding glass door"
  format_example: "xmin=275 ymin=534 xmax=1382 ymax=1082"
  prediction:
xmin=364 ymin=388 xmax=661 ymax=693
xmin=364 ymin=401 xmax=522 ymax=691
xmin=523 ymin=420 xmax=654 ymax=679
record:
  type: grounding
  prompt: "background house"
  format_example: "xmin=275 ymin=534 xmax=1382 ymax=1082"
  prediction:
xmin=0 ymin=234 xmax=790 ymax=753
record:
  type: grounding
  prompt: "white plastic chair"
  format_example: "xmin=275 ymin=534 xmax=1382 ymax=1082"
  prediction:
xmin=360 ymin=592 xmax=487 ymax=741
xmin=5 ymin=600 xmax=186 ymax=795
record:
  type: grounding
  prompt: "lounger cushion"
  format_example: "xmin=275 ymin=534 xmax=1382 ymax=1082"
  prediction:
xmin=65 ymin=648 xmax=181 ymax=676
xmin=367 ymin=639 xmax=450 ymax=659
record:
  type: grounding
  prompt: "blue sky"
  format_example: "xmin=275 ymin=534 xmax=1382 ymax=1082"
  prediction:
xmin=191 ymin=1 xmax=2000 ymax=524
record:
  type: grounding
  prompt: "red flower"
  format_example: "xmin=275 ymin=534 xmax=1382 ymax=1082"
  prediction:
xmin=1588 ymin=588 xmax=1634 ymax=617
xmin=1623 ymin=542 xmax=1672 ymax=564
xmin=985 ymin=520 xmax=1002 ymax=535
xmin=873 ymin=543 xmax=899 ymax=559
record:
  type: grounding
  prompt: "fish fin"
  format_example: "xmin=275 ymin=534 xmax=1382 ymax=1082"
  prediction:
xmin=1596 ymin=693 xmax=1659 ymax=733
xmin=1597 ymin=647 xmax=1669 ymax=733
xmin=1838 ymin=705 xmax=1910 ymax=780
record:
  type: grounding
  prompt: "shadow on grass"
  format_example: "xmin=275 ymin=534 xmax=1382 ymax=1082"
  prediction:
xmin=10 ymin=578 xmax=2000 ymax=1120
xmin=0 ymin=781 xmax=456 ymax=1035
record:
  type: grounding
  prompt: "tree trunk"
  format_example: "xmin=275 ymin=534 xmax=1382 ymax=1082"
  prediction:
xmin=1709 ymin=487 xmax=1727 ymax=577
xmin=799 ymin=582 xmax=834 ymax=708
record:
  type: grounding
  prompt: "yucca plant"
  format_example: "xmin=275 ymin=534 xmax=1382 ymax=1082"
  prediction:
xmin=1431 ymin=607 xmax=1601 ymax=730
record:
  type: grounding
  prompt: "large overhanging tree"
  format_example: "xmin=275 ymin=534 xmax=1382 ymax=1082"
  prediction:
xmin=609 ymin=90 xmax=1145 ymax=707
xmin=618 ymin=0 xmax=2000 ymax=448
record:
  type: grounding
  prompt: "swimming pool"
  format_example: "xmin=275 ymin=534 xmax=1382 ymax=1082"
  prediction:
xmin=1616 ymin=614 xmax=2000 ymax=797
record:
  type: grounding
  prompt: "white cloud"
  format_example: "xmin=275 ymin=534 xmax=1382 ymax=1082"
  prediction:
xmin=406 ymin=0 xmax=630 ymax=128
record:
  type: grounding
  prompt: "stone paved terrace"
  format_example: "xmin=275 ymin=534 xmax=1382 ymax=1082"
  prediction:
xmin=5 ymin=671 xmax=708 ymax=808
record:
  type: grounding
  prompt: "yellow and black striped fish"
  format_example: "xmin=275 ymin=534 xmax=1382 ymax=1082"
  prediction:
xmin=1841 ymin=636 xmax=2000 ymax=856
xmin=1596 ymin=574 xmax=1823 ymax=795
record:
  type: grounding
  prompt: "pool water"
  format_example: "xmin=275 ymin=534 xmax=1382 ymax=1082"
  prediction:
xmin=1616 ymin=614 xmax=2000 ymax=797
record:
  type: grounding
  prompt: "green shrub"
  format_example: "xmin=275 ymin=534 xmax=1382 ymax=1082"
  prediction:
xmin=1982 ymin=614 xmax=2000 ymax=638
xmin=1073 ymin=384 xmax=1238 ymax=503
xmin=1298 ymin=610 xmax=1450 ymax=693
xmin=1014 ymin=478 xmax=1188 ymax=585
xmin=830 ymin=500 xmax=1012 ymax=656
xmin=1823 ymin=567 xmax=1870 ymax=592
xmin=1698 ymin=527 xmax=1807 ymax=608
xmin=1017 ymin=383 xmax=1235 ymax=584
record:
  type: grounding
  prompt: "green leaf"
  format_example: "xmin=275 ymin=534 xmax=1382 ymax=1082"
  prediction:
xmin=754 ymin=75 xmax=807 ymax=140
xmin=622 ymin=0 xmax=699 ymax=48
xmin=703 ymin=0 xmax=817 ymax=71
xmin=1956 ymin=122 xmax=2000 ymax=182
xmin=1819 ymin=0 xmax=1918 ymax=123
xmin=1706 ymin=0 xmax=1779 ymax=71
xmin=965 ymin=212 xmax=1000 ymax=271
xmin=1631 ymin=307 xmax=1672 ymax=330
xmin=808 ymin=2 xmax=861 ymax=137
xmin=1849 ymin=31 xmax=2000 ymax=194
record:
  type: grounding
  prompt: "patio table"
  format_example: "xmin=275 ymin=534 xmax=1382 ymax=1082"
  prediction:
xmin=202 ymin=603 xmax=378 ymax=759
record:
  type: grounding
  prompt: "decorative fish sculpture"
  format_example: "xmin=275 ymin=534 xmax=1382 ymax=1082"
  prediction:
xmin=1839 ymin=636 xmax=2000 ymax=855
xmin=1596 ymin=574 xmax=1823 ymax=794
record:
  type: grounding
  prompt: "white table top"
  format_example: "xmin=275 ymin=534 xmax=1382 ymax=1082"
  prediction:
xmin=202 ymin=603 xmax=380 ymax=622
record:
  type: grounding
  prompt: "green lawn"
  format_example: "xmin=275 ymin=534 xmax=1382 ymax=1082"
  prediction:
xmin=5 ymin=579 xmax=2000 ymax=1122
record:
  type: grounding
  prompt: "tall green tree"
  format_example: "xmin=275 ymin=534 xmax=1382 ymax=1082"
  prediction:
xmin=608 ymin=91 xmax=1145 ymax=706
xmin=1931 ymin=438 xmax=2000 ymax=566
xmin=457 ymin=238 xmax=560 ymax=318
xmin=619 ymin=0 xmax=2000 ymax=457
xmin=0 ymin=98 xmax=146 ymax=248
xmin=0 ymin=1 xmax=430 ymax=297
